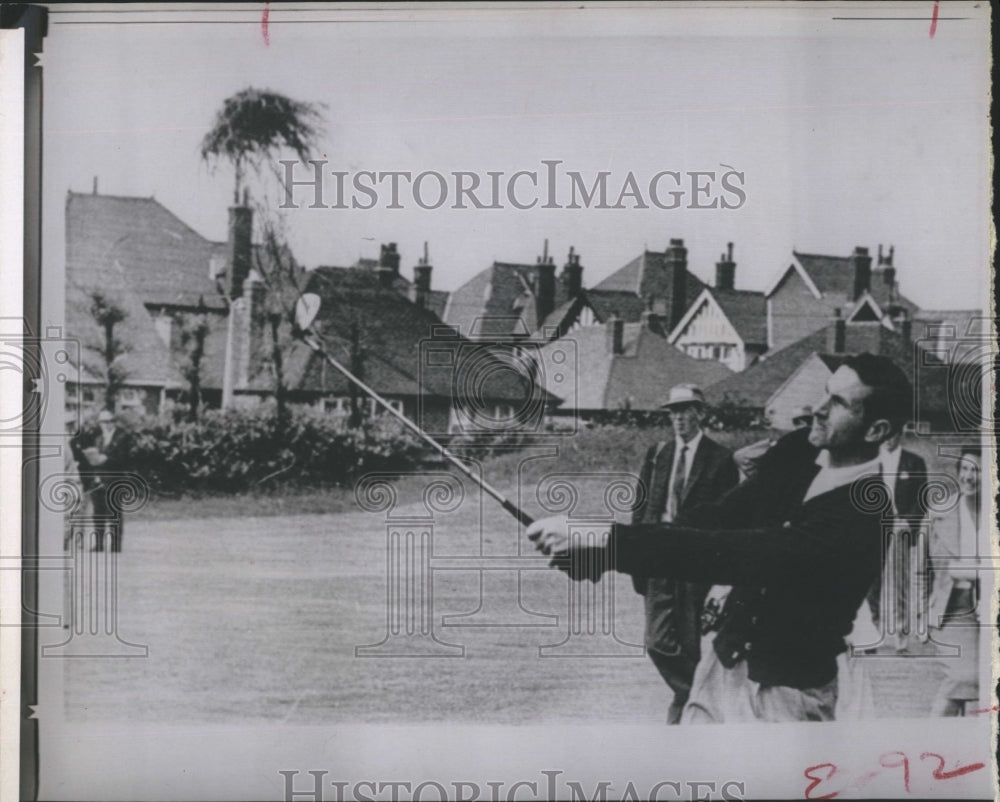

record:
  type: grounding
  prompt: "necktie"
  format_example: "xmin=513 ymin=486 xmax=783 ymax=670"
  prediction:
xmin=667 ymin=445 xmax=687 ymax=521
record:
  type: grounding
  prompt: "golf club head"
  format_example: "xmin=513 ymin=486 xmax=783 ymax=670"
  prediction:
xmin=294 ymin=293 xmax=321 ymax=333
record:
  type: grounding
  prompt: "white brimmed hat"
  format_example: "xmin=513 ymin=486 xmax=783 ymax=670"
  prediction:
xmin=661 ymin=384 xmax=706 ymax=409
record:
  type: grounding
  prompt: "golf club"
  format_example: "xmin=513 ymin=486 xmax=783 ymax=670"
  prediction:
xmin=293 ymin=293 xmax=536 ymax=527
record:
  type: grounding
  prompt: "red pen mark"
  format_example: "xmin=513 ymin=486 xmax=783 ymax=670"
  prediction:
xmin=929 ymin=0 xmax=939 ymax=37
xmin=261 ymin=3 xmax=270 ymax=46
xmin=879 ymin=752 xmax=911 ymax=794
xmin=920 ymin=752 xmax=986 ymax=780
xmin=804 ymin=763 xmax=841 ymax=800
xmin=968 ymin=704 xmax=999 ymax=714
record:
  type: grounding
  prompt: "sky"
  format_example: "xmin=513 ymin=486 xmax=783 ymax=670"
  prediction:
xmin=42 ymin=4 xmax=992 ymax=312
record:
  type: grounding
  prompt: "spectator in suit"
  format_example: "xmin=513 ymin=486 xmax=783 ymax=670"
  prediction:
xmin=529 ymin=354 xmax=910 ymax=723
xmin=629 ymin=383 xmax=739 ymax=723
xmin=868 ymin=431 xmax=929 ymax=651
xmin=85 ymin=409 xmax=132 ymax=552
xmin=927 ymin=445 xmax=983 ymax=716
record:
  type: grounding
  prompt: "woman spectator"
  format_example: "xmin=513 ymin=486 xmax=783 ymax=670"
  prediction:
xmin=927 ymin=445 xmax=982 ymax=716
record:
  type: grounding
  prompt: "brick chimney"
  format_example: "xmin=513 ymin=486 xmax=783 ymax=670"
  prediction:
xmin=413 ymin=241 xmax=432 ymax=309
xmin=606 ymin=315 xmax=624 ymax=355
xmin=878 ymin=243 xmax=896 ymax=300
xmin=222 ymin=197 xmax=254 ymax=409
xmin=378 ymin=243 xmax=400 ymax=289
xmin=562 ymin=246 xmax=583 ymax=299
xmin=232 ymin=276 xmax=267 ymax=392
xmin=665 ymin=238 xmax=688 ymax=330
xmin=535 ymin=239 xmax=556 ymax=325
xmin=715 ymin=242 xmax=736 ymax=291
xmin=641 ymin=308 xmax=664 ymax=336
xmin=827 ymin=309 xmax=846 ymax=353
xmin=226 ymin=201 xmax=253 ymax=299
xmin=850 ymin=246 xmax=872 ymax=301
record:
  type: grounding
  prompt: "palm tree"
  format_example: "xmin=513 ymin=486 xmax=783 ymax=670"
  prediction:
xmin=200 ymin=88 xmax=325 ymax=204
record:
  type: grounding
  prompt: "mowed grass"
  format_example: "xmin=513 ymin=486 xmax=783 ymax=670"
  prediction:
xmin=66 ymin=427 xmax=961 ymax=724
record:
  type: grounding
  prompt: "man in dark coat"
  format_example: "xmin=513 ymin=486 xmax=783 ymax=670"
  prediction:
xmin=630 ymin=383 xmax=738 ymax=723
xmin=86 ymin=409 xmax=132 ymax=552
xmin=529 ymin=354 xmax=910 ymax=723
xmin=869 ymin=431 xmax=929 ymax=650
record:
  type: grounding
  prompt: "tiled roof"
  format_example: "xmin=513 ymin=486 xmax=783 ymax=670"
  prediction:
xmin=589 ymin=250 xmax=706 ymax=323
xmin=444 ymin=261 xmax=553 ymax=337
xmin=261 ymin=267 xmax=531 ymax=402
xmin=65 ymin=192 xmax=235 ymax=388
xmin=705 ymin=326 xmax=830 ymax=408
xmin=67 ymin=192 xmax=228 ymax=310
xmin=706 ymin=321 xmax=943 ymax=409
xmin=538 ymin=323 xmax=731 ymax=411
xmin=711 ymin=288 xmax=767 ymax=346
xmin=792 ymin=251 xmax=918 ymax=312
xmin=586 ymin=290 xmax=647 ymax=324
xmin=423 ymin=289 xmax=449 ymax=320
xmin=592 ymin=252 xmax=644 ymax=293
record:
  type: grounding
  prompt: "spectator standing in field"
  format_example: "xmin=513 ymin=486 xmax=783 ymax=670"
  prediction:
xmin=530 ymin=354 xmax=910 ymax=724
xmin=83 ymin=409 xmax=131 ymax=553
xmin=927 ymin=445 xmax=983 ymax=716
xmin=868 ymin=431 xmax=929 ymax=651
xmin=629 ymin=383 xmax=739 ymax=723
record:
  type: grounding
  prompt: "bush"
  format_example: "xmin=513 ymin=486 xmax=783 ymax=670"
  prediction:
xmin=104 ymin=407 xmax=423 ymax=495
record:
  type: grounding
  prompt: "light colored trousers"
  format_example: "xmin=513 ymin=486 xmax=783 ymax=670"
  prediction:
xmin=682 ymin=634 xmax=838 ymax=724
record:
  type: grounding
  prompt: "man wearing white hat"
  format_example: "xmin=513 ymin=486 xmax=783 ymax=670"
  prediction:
xmin=629 ymin=383 xmax=738 ymax=723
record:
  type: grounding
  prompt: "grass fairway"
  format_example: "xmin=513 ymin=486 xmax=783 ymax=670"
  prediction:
xmin=64 ymin=430 xmax=962 ymax=724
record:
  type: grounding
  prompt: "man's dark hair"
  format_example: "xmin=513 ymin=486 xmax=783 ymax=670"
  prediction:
xmin=842 ymin=353 xmax=912 ymax=435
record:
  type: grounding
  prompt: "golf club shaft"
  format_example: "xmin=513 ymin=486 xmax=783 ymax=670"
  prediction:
xmin=301 ymin=333 xmax=535 ymax=527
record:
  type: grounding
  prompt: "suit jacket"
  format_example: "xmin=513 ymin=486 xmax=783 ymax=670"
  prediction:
xmin=97 ymin=427 xmax=131 ymax=475
xmin=82 ymin=426 xmax=132 ymax=517
xmin=890 ymin=449 xmax=929 ymax=522
xmin=611 ymin=428 xmax=886 ymax=689
xmin=630 ymin=434 xmax=739 ymax=659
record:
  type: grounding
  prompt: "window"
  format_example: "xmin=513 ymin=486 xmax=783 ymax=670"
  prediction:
xmin=493 ymin=404 xmax=515 ymax=421
xmin=153 ymin=312 xmax=173 ymax=347
xmin=319 ymin=397 xmax=348 ymax=414
xmin=118 ymin=388 xmax=144 ymax=410
xmin=369 ymin=398 xmax=403 ymax=416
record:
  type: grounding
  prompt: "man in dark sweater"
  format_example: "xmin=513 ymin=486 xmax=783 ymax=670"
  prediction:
xmin=528 ymin=354 xmax=910 ymax=723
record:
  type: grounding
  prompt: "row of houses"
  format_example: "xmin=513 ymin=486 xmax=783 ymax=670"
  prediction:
xmin=65 ymin=187 xmax=983 ymax=433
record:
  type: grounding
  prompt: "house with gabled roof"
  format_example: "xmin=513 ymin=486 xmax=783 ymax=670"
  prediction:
xmin=587 ymin=238 xmax=706 ymax=332
xmin=704 ymin=311 xmax=955 ymax=430
xmin=666 ymin=243 xmax=767 ymax=372
xmin=442 ymin=241 xmax=598 ymax=339
xmin=248 ymin=264 xmax=543 ymax=433
xmin=764 ymin=244 xmax=918 ymax=351
xmin=65 ymin=189 xmax=526 ymax=431
xmin=64 ymin=189 xmax=234 ymax=415
xmin=349 ymin=242 xmax=449 ymax=320
xmin=536 ymin=314 xmax=731 ymax=416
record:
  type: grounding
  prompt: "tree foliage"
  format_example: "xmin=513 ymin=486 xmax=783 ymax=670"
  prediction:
xmin=178 ymin=297 xmax=212 ymax=421
xmin=86 ymin=290 xmax=129 ymax=411
xmin=200 ymin=88 xmax=325 ymax=203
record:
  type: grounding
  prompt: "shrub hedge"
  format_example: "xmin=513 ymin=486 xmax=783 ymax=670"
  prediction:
xmin=75 ymin=407 xmax=424 ymax=495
